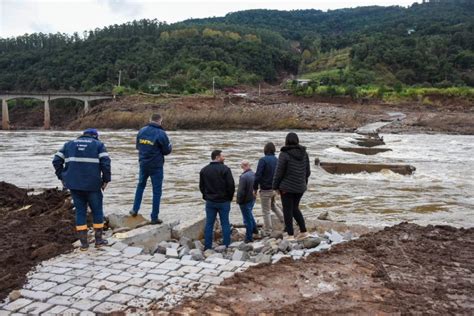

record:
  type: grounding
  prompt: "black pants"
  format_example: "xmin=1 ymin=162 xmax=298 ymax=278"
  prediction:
xmin=281 ymin=192 xmax=307 ymax=236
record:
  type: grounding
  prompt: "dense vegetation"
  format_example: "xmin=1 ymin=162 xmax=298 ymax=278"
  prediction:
xmin=0 ymin=0 xmax=472 ymax=94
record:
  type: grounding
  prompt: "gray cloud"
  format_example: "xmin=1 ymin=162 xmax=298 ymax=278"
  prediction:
xmin=100 ymin=0 xmax=143 ymax=17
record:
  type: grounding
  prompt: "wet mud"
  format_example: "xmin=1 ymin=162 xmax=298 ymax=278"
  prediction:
xmin=173 ymin=222 xmax=474 ymax=315
xmin=0 ymin=182 xmax=76 ymax=301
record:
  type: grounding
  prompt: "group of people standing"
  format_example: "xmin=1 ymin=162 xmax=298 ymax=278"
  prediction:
xmin=199 ymin=132 xmax=311 ymax=250
xmin=52 ymin=113 xmax=311 ymax=251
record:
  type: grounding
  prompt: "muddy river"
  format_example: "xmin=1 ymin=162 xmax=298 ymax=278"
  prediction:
xmin=0 ymin=130 xmax=473 ymax=228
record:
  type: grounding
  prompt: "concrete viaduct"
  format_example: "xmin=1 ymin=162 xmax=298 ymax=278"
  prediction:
xmin=1 ymin=92 xmax=113 ymax=130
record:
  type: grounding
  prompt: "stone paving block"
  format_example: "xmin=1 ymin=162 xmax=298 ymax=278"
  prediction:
xmin=122 ymin=258 xmax=141 ymax=266
xmin=49 ymin=267 xmax=72 ymax=274
xmin=65 ymin=269 xmax=89 ymax=277
xmin=140 ymin=289 xmax=165 ymax=300
xmin=49 ymin=274 xmax=74 ymax=284
xmin=47 ymin=295 xmax=77 ymax=306
xmin=150 ymin=254 xmax=167 ymax=263
xmin=20 ymin=289 xmax=54 ymax=302
xmin=100 ymin=268 xmax=123 ymax=275
xmin=119 ymin=271 xmax=146 ymax=278
xmin=93 ymin=302 xmax=127 ymax=314
xmin=180 ymin=259 xmax=199 ymax=266
xmin=164 ymin=258 xmax=180 ymax=264
xmin=20 ymin=302 xmax=53 ymax=315
xmin=167 ymin=277 xmax=192 ymax=286
xmin=200 ymin=269 xmax=220 ymax=276
xmin=32 ymin=282 xmax=57 ymax=291
xmin=62 ymin=286 xmax=84 ymax=296
xmin=23 ymin=279 xmax=45 ymax=289
xmin=31 ymin=272 xmax=54 ymax=280
xmin=218 ymin=264 xmax=237 ymax=272
xmin=86 ymin=280 xmax=116 ymax=290
xmin=110 ymin=283 xmax=128 ymax=292
xmin=138 ymin=261 xmax=159 ymax=269
xmin=200 ymin=275 xmax=224 ymax=285
xmin=143 ymin=280 xmax=166 ymax=290
xmin=106 ymin=275 xmax=131 ymax=283
xmin=61 ymin=308 xmax=81 ymax=315
xmin=111 ymin=242 xmax=128 ymax=251
xmin=93 ymin=260 xmax=111 ymax=267
xmin=126 ymin=277 xmax=148 ymax=287
xmin=49 ymin=283 xmax=75 ymax=295
xmin=79 ymin=311 xmax=95 ymax=316
xmin=157 ymin=262 xmax=181 ymax=271
xmin=148 ymin=268 xmax=169 ymax=275
xmin=75 ymin=259 xmax=94 ymax=265
xmin=220 ymin=271 xmax=235 ymax=278
xmin=167 ymin=270 xmax=186 ymax=277
xmin=166 ymin=248 xmax=179 ymax=258
xmin=184 ymin=273 xmax=203 ymax=281
xmin=145 ymin=274 xmax=170 ymax=282
xmin=88 ymin=290 xmax=113 ymax=302
xmin=73 ymin=287 xmax=99 ymax=300
xmin=107 ymin=293 xmax=134 ymax=305
xmin=70 ymin=277 xmax=92 ymax=287
xmin=207 ymin=258 xmax=231 ymax=266
xmin=134 ymin=254 xmax=153 ymax=261
xmin=71 ymin=299 xmax=100 ymax=311
xmin=105 ymin=257 xmax=122 ymax=263
xmin=227 ymin=260 xmax=246 ymax=267
xmin=120 ymin=286 xmax=143 ymax=296
xmin=178 ymin=265 xmax=203 ymax=274
xmin=122 ymin=247 xmax=143 ymax=257
xmin=197 ymin=262 xmax=218 ymax=269
xmin=109 ymin=263 xmax=132 ymax=270
xmin=43 ymin=305 xmax=68 ymax=315
xmin=92 ymin=272 xmax=112 ymax=280
xmin=83 ymin=265 xmax=103 ymax=272
xmin=242 ymin=262 xmax=258 ymax=267
xmin=127 ymin=297 xmax=152 ymax=309
xmin=3 ymin=298 xmax=33 ymax=312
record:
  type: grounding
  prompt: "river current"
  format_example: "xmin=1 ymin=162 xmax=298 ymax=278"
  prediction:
xmin=0 ymin=130 xmax=473 ymax=228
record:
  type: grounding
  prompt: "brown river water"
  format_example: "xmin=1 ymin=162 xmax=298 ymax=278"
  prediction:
xmin=0 ymin=130 xmax=473 ymax=228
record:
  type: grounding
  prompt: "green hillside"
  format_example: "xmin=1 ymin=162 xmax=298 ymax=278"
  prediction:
xmin=0 ymin=1 xmax=472 ymax=94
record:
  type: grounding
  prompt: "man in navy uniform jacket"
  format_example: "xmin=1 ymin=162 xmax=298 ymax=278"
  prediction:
xmin=130 ymin=113 xmax=172 ymax=224
xmin=52 ymin=128 xmax=111 ymax=251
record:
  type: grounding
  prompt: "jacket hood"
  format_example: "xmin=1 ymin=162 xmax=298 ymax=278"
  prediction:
xmin=281 ymin=145 xmax=306 ymax=161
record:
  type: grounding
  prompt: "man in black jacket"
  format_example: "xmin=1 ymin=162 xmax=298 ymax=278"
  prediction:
xmin=199 ymin=150 xmax=235 ymax=250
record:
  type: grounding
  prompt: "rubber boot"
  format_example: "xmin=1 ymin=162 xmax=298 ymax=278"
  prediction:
xmin=94 ymin=228 xmax=109 ymax=248
xmin=78 ymin=230 xmax=89 ymax=251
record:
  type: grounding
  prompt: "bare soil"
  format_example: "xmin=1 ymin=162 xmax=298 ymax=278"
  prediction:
xmin=172 ymin=222 xmax=474 ymax=315
xmin=0 ymin=182 xmax=76 ymax=301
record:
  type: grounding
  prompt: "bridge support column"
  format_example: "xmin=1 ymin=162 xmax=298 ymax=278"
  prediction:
xmin=2 ymin=99 xmax=9 ymax=130
xmin=44 ymin=99 xmax=50 ymax=130
xmin=84 ymin=100 xmax=90 ymax=113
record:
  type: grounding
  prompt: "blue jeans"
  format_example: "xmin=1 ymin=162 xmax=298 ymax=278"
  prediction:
xmin=204 ymin=201 xmax=231 ymax=250
xmin=133 ymin=166 xmax=164 ymax=221
xmin=70 ymin=190 xmax=104 ymax=231
xmin=239 ymin=200 xmax=256 ymax=242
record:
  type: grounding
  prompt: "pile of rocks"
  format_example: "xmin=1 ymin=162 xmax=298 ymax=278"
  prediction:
xmin=153 ymin=229 xmax=355 ymax=265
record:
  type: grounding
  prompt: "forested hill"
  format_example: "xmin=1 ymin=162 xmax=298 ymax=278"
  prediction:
xmin=0 ymin=1 xmax=472 ymax=94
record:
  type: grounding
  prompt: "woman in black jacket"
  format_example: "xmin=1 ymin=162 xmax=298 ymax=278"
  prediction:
xmin=272 ymin=132 xmax=310 ymax=241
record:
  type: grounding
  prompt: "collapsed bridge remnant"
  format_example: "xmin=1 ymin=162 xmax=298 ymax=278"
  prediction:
xmin=315 ymin=158 xmax=416 ymax=175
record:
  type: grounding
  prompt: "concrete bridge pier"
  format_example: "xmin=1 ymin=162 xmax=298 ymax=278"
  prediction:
xmin=84 ymin=100 xmax=90 ymax=113
xmin=2 ymin=99 xmax=9 ymax=130
xmin=44 ymin=99 xmax=50 ymax=130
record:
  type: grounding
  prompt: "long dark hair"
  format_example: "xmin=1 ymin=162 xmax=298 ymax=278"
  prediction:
xmin=285 ymin=132 xmax=299 ymax=146
xmin=263 ymin=142 xmax=276 ymax=155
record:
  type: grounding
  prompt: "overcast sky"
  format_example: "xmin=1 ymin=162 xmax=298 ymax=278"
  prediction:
xmin=0 ymin=0 xmax=422 ymax=38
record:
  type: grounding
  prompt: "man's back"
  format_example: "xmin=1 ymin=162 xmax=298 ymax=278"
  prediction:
xmin=199 ymin=162 xmax=235 ymax=203
xmin=136 ymin=123 xmax=172 ymax=169
xmin=254 ymin=154 xmax=278 ymax=191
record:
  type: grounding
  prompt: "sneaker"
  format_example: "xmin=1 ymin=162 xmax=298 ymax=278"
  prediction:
xmin=150 ymin=219 xmax=163 ymax=225
xmin=296 ymin=232 xmax=310 ymax=240
xmin=129 ymin=210 xmax=138 ymax=217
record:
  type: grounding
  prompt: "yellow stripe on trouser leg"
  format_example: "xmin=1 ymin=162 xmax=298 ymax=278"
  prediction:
xmin=93 ymin=223 xmax=104 ymax=229
xmin=76 ymin=225 xmax=88 ymax=231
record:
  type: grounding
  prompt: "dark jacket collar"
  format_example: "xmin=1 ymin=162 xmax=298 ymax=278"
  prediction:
xmin=148 ymin=122 xmax=164 ymax=130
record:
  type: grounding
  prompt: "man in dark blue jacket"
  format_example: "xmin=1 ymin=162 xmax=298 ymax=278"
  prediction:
xmin=253 ymin=142 xmax=284 ymax=234
xmin=52 ymin=128 xmax=111 ymax=251
xmin=130 ymin=113 xmax=172 ymax=224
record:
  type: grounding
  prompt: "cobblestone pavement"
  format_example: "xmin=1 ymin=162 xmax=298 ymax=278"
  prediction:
xmin=0 ymin=245 xmax=256 ymax=315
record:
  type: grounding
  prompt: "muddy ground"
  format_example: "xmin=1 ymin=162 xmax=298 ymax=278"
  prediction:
xmin=0 ymin=182 xmax=76 ymax=301
xmin=172 ymin=222 xmax=474 ymax=315
xmin=5 ymin=88 xmax=474 ymax=134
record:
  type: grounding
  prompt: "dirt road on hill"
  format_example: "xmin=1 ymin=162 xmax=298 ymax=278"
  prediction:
xmin=172 ymin=222 xmax=474 ymax=315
